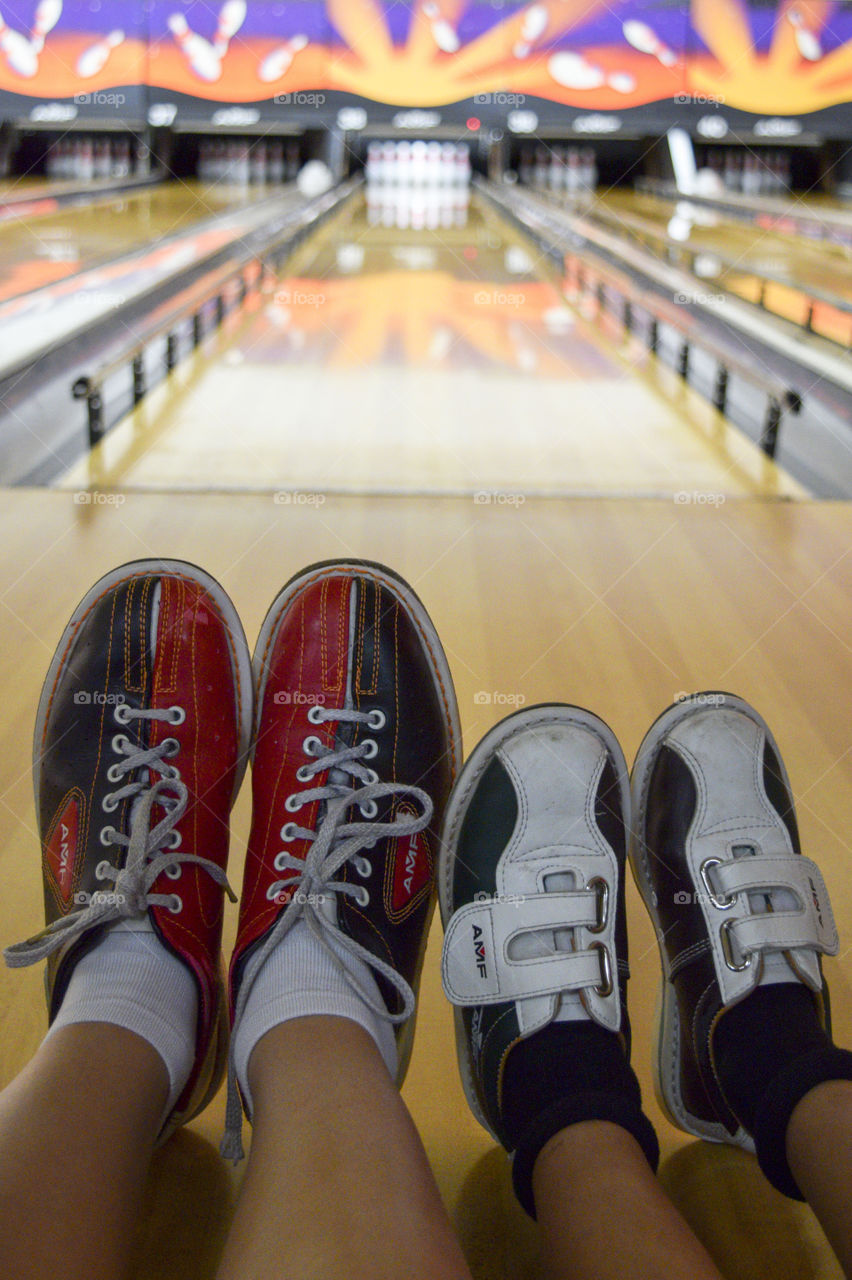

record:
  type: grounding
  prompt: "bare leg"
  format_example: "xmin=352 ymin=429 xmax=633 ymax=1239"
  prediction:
xmin=217 ymin=1016 xmax=472 ymax=1280
xmin=0 ymin=1024 xmax=167 ymax=1280
xmin=787 ymin=1080 xmax=852 ymax=1276
xmin=533 ymin=1121 xmax=724 ymax=1280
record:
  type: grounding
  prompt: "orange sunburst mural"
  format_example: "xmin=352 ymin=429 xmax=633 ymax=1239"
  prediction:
xmin=1 ymin=0 xmax=851 ymax=118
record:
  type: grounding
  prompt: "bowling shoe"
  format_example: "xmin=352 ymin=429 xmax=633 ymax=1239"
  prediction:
xmin=5 ymin=560 xmax=253 ymax=1138
xmin=439 ymin=705 xmax=657 ymax=1216
xmin=630 ymin=692 xmax=848 ymax=1194
xmin=223 ymin=559 xmax=461 ymax=1154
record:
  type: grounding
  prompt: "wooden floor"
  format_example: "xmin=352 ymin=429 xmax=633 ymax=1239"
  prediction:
xmin=1 ymin=488 xmax=850 ymax=1279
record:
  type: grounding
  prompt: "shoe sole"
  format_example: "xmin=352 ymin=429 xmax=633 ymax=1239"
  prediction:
xmin=253 ymin=557 xmax=462 ymax=1087
xmin=628 ymin=691 xmax=786 ymax=1150
xmin=32 ymin=558 xmax=254 ymax=1135
xmin=437 ymin=703 xmax=631 ymax=1141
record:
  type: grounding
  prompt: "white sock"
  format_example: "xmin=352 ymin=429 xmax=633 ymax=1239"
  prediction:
xmin=45 ymin=919 xmax=198 ymax=1124
xmin=232 ymin=919 xmax=399 ymax=1115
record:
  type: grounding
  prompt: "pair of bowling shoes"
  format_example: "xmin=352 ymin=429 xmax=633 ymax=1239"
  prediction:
xmin=5 ymin=560 xmax=843 ymax=1209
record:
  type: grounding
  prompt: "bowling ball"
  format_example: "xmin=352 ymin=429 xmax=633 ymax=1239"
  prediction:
xmin=297 ymin=160 xmax=334 ymax=197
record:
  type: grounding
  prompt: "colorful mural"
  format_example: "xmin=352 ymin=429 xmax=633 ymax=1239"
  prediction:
xmin=0 ymin=0 xmax=850 ymax=122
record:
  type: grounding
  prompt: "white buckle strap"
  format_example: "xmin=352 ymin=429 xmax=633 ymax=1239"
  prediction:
xmin=441 ymin=891 xmax=614 ymax=1009
xmin=701 ymin=854 xmax=838 ymax=998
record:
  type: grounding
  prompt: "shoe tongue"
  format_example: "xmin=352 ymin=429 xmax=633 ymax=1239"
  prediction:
xmin=732 ymin=843 xmax=797 ymax=983
xmin=505 ymin=869 xmax=585 ymax=1020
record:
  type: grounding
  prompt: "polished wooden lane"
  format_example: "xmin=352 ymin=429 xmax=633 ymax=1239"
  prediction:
xmin=56 ymin=194 xmax=804 ymax=501
xmin=1 ymin=488 xmax=849 ymax=1279
xmin=0 ymin=181 xmax=269 ymax=302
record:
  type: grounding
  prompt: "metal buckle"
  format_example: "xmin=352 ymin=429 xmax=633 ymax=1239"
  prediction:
xmin=700 ymin=857 xmax=737 ymax=910
xmin=720 ymin=918 xmax=753 ymax=972
xmin=587 ymin=876 xmax=609 ymax=935
xmin=590 ymin=941 xmax=613 ymax=996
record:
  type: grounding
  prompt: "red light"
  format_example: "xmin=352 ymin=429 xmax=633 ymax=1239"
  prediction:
xmin=466 ymin=117 xmax=481 ymax=131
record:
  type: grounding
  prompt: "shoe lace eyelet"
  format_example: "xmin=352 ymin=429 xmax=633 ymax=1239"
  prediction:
xmin=365 ymin=768 xmax=379 ymax=785
xmin=361 ymin=739 xmax=378 ymax=759
xmin=114 ymin=703 xmax=131 ymax=725
xmin=285 ymin=794 xmax=304 ymax=813
xmin=106 ymin=762 xmax=124 ymax=783
xmin=95 ymin=858 xmax=110 ymax=878
xmin=273 ymin=852 xmax=288 ymax=871
xmin=266 ymin=881 xmax=285 ymax=902
xmin=302 ymin=735 xmax=322 ymax=756
xmin=165 ymin=864 xmax=182 ymax=880
xmin=359 ymin=800 xmax=378 ymax=819
xmin=366 ymin=709 xmax=386 ymax=731
xmin=162 ymin=737 xmax=180 ymax=757
xmin=295 ymin=764 xmax=313 ymax=783
xmin=355 ymin=886 xmax=370 ymax=908
xmin=280 ymin=822 xmax=298 ymax=842
xmin=99 ymin=827 xmax=116 ymax=847
xmin=165 ymin=829 xmax=182 ymax=849
xmin=111 ymin=733 xmax=130 ymax=755
xmin=168 ymin=706 xmax=186 ymax=725
xmin=307 ymin=705 xmax=325 ymax=724
xmin=167 ymin=894 xmax=183 ymax=914
xmin=354 ymin=855 xmax=372 ymax=878
xmin=102 ymin=793 xmax=119 ymax=813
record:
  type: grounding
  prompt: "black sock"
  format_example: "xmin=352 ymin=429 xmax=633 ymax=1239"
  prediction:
xmin=713 ymin=983 xmax=852 ymax=1198
xmin=500 ymin=1021 xmax=659 ymax=1218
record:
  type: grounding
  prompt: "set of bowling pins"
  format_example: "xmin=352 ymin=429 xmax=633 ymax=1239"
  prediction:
xmin=46 ymin=136 xmax=135 ymax=181
xmin=708 ymin=149 xmax=791 ymax=196
xmin=365 ymin=140 xmax=471 ymax=229
xmin=0 ymin=0 xmax=61 ymax=78
xmin=167 ymin=0 xmax=245 ymax=83
xmin=519 ymin=146 xmax=598 ymax=199
xmin=197 ymin=138 xmax=300 ymax=185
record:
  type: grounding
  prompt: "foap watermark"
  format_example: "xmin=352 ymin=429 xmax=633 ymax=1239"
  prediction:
xmin=473 ymin=92 xmax=526 ymax=107
xmin=273 ymin=491 xmax=326 ymax=506
xmin=74 ymin=890 xmax=127 ymax=906
xmin=674 ymin=491 xmax=726 ymax=507
xmin=674 ymin=290 xmax=726 ymax=306
xmin=270 ymin=889 xmax=328 ymax=906
xmin=474 ymin=691 xmax=526 ymax=707
xmin=73 ymin=490 xmax=126 ymax=507
xmin=673 ymin=92 xmax=725 ymax=106
xmin=275 ymin=287 xmax=325 ymax=308
xmin=473 ymin=288 xmax=525 ymax=308
xmin=73 ymin=690 xmax=126 ymax=706
xmin=673 ymin=692 xmax=727 ymax=707
xmin=473 ymin=490 xmax=525 ymax=507
xmin=274 ymin=92 xmax=326 ymax=107
xmin=473 ymin=890 xmax=525 ymax=907
xmin=74 ymin=91 xmax=127 ymax=107
xmin=272 ymin=691 xmax=327 ymax=706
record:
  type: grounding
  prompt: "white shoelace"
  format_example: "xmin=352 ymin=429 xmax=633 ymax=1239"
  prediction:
xmin=4 ymin=704 xmax=235 ymax=968
xmin=220 ymin=704 xmax=433 ymax=1162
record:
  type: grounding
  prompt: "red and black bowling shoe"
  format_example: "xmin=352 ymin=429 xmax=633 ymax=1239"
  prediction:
xmin=224 ymin=559 xmax=460 ymax=1155
xmin=5 ymin=560 xmax=253 ymax=1139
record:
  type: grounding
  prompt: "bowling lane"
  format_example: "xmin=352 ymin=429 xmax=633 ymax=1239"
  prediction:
xmin=58 ymin=190 xmax=804 ymax=500
xmin=0 ymin=180 xmax=272 ymax=303
xmin=599 ymin=188 xmax=852 ymax=301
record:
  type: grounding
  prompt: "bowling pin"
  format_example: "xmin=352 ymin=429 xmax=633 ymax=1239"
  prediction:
xmin=788 ymin=8 xmax=822 ymax=61
xmin=167 ymin=13 xmax=222 ymax=82
xmin=548 ymin=51 xmax=605 ymax=90
xmin=213 ymin=0 xmax=245 ymax=56
xmin=0 ymin=15 xmax=38 ymax=77
xmin=513 ymin=4 xmax=547 ymax=59
xmin=607 ymin=70 xmax=636 ymax=94
xmin=423 ymin=2 xmax=459 ymax=54
xmin=76 ymin=29 xmax=124 ymax=78
xmin=622 ymin=19 xmax=677 ymax=67
xmin=30 ymin=0 xmax=61 ymax=53
xmin=257 ymin=32 xmax=307 ymax=83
